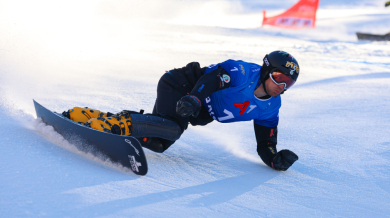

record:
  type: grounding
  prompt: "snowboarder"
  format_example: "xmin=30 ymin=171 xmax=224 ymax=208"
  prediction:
xmin=63 ymin=50 xmax=300 ymax=171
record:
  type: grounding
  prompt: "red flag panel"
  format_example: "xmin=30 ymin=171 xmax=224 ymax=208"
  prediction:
xmin=262 ymin=0 xmax=320 ymax=28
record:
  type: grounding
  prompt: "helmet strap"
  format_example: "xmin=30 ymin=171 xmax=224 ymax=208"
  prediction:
xmin=262 ymin=81 xmax=270 ymax=96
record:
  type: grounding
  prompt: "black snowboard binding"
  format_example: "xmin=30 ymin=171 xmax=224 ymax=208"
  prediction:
xmin=137 ymin=137 xmax=175 ymax=153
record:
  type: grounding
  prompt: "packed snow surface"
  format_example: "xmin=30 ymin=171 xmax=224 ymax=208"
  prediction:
xmin=1 ymin=0 xmax=390 ymax=217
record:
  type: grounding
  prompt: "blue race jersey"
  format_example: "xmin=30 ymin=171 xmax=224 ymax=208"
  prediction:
xmin=203 ymin=60 xmax=281 ymax=127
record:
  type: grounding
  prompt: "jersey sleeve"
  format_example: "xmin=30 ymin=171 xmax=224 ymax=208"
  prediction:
xmin=254 ymin=103 xmax=280 ymax=127
xmin=220 ymin=61 xmax=247 ymax=88
xmin=254 ymin=116 xmax=279 ymax=127
xmin=189 ymin=66 xmax=231 ymax=102
xmin=205 ymin=60 xmax=247 ymax=89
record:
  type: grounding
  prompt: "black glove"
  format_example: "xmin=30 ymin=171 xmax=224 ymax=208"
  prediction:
xmin=271 ymin=149 xmax=298 ymax=171
xmin=176 ymin=95 xmax=202 ymax=117
xmin=386 ymin=1 xmax=390 ymax=7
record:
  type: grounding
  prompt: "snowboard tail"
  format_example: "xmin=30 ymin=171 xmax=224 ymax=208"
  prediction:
xmin=33 ymin=100 xmax=148 ymax=175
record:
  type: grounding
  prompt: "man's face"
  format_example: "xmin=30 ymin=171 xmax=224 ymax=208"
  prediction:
xmin=265 ymin=77 xmax=285 ymax=97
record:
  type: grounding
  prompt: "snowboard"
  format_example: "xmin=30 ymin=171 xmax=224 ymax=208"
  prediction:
xmin=356 ymin=32 xmax=390 ymax=41
xmin=33 ymin=100 xmax=148 ymax=175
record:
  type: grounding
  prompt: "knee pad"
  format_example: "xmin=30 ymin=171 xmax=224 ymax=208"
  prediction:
xmin=63 ymin=107 xmax=108 ymax=125
xmin=86 ymin=116 xmax=132 ymax=136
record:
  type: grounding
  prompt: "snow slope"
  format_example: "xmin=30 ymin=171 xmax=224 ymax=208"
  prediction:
xmin=1 ymin=0 xmax=390 ymax=217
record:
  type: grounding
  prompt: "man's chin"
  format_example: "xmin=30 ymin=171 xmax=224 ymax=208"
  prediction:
xmin=271 ymin=91 xmax=280 ymax=97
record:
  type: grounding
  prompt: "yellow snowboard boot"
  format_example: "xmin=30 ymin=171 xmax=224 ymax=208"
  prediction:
xmin=85 ymin=115 xmax=132 ymax=136
xmin=62 ymin=107 xmax=109 ymax=125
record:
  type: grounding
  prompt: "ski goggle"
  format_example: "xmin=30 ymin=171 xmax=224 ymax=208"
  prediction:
xmin=269 ymin=71 xmax=296 ymax=90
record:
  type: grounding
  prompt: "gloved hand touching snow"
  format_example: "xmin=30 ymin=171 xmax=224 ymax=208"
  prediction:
xmin=271 ymin=149 xmax=299 ymax=171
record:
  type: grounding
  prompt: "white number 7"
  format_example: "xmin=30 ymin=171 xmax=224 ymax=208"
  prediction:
xmin=218 ymin=109 xmax=234 ymax=121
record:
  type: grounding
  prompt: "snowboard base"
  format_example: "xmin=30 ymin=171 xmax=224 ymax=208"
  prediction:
xmin=33 ymin=100 xmax=148 ymax=175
